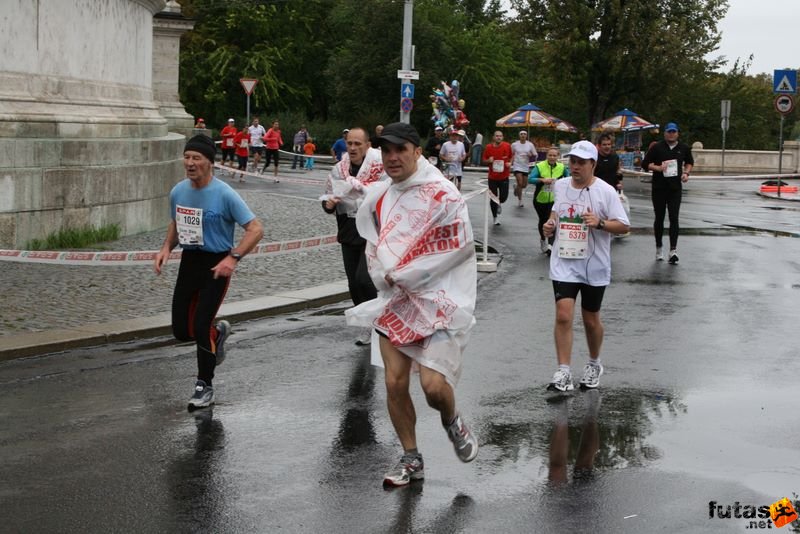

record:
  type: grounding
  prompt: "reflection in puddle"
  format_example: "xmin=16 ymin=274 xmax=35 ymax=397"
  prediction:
xmin=167 ymin=408 xmax=232 ymax=532
xmin=479 ymin=386 xmax=686 ymax=480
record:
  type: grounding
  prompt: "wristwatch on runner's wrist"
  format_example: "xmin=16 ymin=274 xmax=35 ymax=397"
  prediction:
xmin=230 ymin=252 xmax=242 ymax=261
xmin=597 ymin=219 xmax=605 ymax=230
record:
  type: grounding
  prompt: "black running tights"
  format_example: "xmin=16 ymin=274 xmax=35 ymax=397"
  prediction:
xmin=172 ymin=250 xmax=230 ymax=385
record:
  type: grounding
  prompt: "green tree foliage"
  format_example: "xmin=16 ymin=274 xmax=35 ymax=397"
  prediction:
xmin=323 ymin=0 xmax=530 ymax=137
xmin=177 ymin=0 xmax=796 ymax=150
xmin=179 ymin=0 xmax=335 ymax=128
xmin=512 ymin=0 xmax=728 ymax=128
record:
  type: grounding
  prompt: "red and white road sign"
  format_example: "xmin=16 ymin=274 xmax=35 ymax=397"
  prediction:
xmin=240 ymin=78 xmax=258 ymax=96
xmin=774 ymin=94 xmax=795 ymax=115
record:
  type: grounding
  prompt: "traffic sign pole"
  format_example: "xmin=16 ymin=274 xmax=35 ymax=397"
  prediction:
xmin=771 ymin=70 xmax=796 ymax=197
xmin=778 ymin=114 xmax=784 ymax=196
xmin=721 ymin=100 xmax=731 ymax=176
xmin=399 ymin=1 xmax=414 ymax=124
xmin=240 ymin=78 xmax=258 ymax=125
xmin=773 ymin=94 xmax=795 ymax=196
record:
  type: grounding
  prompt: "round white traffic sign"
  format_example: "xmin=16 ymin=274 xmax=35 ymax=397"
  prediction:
xmin=774 ymin=94 xmax=795 ymax=115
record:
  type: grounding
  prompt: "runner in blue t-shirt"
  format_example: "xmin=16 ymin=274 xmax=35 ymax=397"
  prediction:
xmin=154 ymin=135 xmax=264 ymax=410
xmin=331 ymin=129 xmax=349 ymax=161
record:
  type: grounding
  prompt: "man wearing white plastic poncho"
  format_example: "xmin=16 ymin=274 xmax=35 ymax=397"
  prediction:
xmin=321 ymin=127 xmax=384 ymax=345
xmin=345 ymin=122 xmax=479 ymax=487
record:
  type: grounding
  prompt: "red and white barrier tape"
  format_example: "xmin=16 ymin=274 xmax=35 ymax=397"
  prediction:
xmin=213 ymin=163 xmax=323 ymax=186
xmin=2 ymin=183 xmax=497 ymax=266
xmin=0 ymin=234 xmax=339 ymax=266
xmin=461 ymin=187 xmax=488 ymax=201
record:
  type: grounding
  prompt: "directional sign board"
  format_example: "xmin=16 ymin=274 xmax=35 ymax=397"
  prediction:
xmin=773 ymin=70 xmax=797 ymax=94
xmin=400 ymin=98 xmax=414 ymax=113
xmin=240 ymin=78 xmax=258 ymax=95
xmin=397 ymin=69 xmax=420 ymax=80
xmin=401 ymin=83 xmax=415 ymax=99
xmin=774 ymin=94 xmax=795 ymax=115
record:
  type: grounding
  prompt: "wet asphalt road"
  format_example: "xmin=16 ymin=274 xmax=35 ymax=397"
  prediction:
xmin=1 ymin=175 xmax=800 ymax=533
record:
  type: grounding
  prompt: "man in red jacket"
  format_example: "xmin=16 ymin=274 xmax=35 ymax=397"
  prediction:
xmin=220 ymin=118 xmax=238 ymax=167
xmin=482 ymin=130 xmax=512 ymax=225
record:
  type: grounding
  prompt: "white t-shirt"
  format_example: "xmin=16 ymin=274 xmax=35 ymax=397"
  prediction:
xmin=248 ymin=125 xmax=266 ymax=147
xmin=548 ymin=177 xmax=629 ymax=286
xmin=511 ymin=140 xmax=537 ymax=172
xmin=439 ymin=141 xmax=466 ymax=176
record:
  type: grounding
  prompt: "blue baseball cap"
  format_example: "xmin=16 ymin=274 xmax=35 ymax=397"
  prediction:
xmin=665 ymin=122 xmax=679 ymax=132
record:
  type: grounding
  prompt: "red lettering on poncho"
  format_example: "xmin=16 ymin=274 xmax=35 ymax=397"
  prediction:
xmin=396 ymin=221 xmax=462 ymax=268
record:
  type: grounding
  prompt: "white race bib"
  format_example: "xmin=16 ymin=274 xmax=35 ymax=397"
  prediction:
xmin=492 ymin=160 xmax=505 ymax=173
xmin=663 ymin=159 xmax=678 ymax=178
xmin=557 ymin=220 xmax=588 ymax=259
xmin=176 ymin=205 xmax=203 ymax=246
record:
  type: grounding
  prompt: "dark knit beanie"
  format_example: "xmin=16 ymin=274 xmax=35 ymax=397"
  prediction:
xmin=184 ymin=134 xmax=216 ymax=163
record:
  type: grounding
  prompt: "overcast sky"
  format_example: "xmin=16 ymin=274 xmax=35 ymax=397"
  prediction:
xmin=499 ymin=0 xmax=799 ymax=76
xmin=711 ymin=0 xmax=799 ymax=75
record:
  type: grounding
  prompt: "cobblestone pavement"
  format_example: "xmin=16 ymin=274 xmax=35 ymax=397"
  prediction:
xmin=1 ymin=163 xmax=499 ymax=338
xmin=0 ymin=167 xmax=345 ymax=336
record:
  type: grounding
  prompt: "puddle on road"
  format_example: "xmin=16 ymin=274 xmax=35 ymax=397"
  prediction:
xmin=476 ymin=386 xmax=685 ymax=490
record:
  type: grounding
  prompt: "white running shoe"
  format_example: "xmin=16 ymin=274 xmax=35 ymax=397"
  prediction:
xmin=383 ymin=454 xmax=424 ymax=487
xmin=547 ymin=369 xmax=574 ymax=393
xmin=655 ymin=247 xmax=664 ymax=261
xmin=579 ymin=362 xmax=604 ymax=389
xmin=668 ymin=250 xmax=679 ymax=264
xmin=446 ymin=414 xmax=479 ymax=462
xmin=354 ymin=328 xmax=372 ymax=346
xmin=187 ymin=380 xmax=214 ymax=411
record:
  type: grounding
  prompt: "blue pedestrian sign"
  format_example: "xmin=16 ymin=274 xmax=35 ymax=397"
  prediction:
xmin=773 ymin=69 xmax=797 ymax=94
xmin=401 ymin=83 xmax=415 ymax=99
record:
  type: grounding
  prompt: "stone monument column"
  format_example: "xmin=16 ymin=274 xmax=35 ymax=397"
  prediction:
xmin=153 ymin=0 xmax=195 ymax=137
xmin=0 ymin=0 xmax=185 ymax=249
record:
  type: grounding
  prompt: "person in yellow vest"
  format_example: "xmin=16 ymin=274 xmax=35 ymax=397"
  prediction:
xmin=529 ymin=147 xmax=570 ymax=255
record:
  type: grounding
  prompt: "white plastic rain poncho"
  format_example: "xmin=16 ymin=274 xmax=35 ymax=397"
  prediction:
xmin=345 ymin=156 xmax=477 ymax=385
xmin=319 ymin=147 xmax=385 ymax=214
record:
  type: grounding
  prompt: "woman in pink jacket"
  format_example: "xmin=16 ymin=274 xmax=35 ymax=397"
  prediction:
xmin=262 ymin=119 xmax=284 ymax=182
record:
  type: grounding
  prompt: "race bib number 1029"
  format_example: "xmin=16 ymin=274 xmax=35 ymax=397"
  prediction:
xmin=176 ymin=205 xmax=204 ymax=246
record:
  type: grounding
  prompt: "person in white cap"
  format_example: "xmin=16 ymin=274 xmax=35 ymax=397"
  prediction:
xmin=542 ymin=140 xmax=629 ymax=393
xmin=439 ymin=128 xmax=467 ymax=190
xmin=220 ymin=118 xmax=238 ymax=167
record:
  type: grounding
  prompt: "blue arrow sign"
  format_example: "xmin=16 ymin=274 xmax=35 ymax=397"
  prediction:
xmin=773 ymin=69 xmax=797 ymax=94
xmin=401 ymin=83 xmax=415 ymax=99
